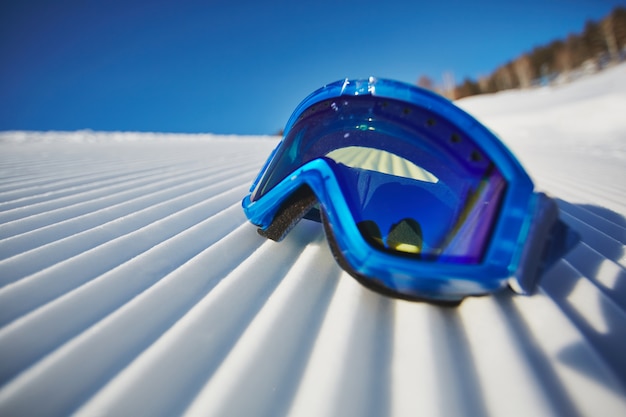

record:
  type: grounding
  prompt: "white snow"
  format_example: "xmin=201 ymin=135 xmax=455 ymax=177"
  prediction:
xmin=0 ymin=64 xmax=625 ymax=417
xmin=458 ymin=63 xmax=626 ymax=152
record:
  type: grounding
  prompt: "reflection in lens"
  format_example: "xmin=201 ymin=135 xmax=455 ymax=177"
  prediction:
xmin=326 ymin=146 xmax=438 ymax=183
xmin=387 ymin=218 xmax=423 ymax=254
xmin=327 ymin=145 xmax=505 ymax=263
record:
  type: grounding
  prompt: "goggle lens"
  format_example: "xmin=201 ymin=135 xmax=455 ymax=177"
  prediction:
xmin=253 ymin=95 xmax=508 ymax=263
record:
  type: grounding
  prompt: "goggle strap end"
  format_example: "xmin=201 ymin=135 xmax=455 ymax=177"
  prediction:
xmin=511 ymin=194 xmax=580 ymax=294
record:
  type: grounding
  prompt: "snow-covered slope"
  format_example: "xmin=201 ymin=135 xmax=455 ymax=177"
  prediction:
xmin=1 ymin=65 xmax=625 ymax=417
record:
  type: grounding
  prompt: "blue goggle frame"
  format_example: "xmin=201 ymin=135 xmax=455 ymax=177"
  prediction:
xmin=242 ymin=78 xmax=577 ymax=303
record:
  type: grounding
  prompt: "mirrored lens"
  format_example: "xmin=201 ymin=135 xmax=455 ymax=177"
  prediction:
xmin=327 ymin=148 xmax=505 ymax=263
xmin=253 ymin=95 xmax=507 ymax=263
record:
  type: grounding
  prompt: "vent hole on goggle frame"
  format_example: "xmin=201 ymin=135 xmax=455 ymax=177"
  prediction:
xmin=470 ymin=150 xmax=482 ymax=162
xmin=426 ymin=118 xmax=437 ymax=127
xmin=450 ymin=133 xmax=462 ymax=143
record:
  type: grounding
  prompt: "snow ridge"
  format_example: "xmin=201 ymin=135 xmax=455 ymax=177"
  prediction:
xmin=1 ymin=66 xmax=625 ymax=417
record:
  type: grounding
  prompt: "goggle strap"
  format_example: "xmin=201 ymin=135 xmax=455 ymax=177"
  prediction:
xmin=257 ymin=185 xmax=318 ymax=242
xmin=511 ymin=193 xmax=580 ymax=294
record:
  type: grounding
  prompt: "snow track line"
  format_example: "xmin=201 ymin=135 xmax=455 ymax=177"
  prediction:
xmin=0 ymin=163 xmax=172 ymax=201
xmin=0 ymin=142 xmax=268 ymax=199
xmin=0 ymin=159 xmax=258 ymax=238
xmin=535 ymin=174 xmax=626 ymax=215
xmin=182 ymin=236 xmax=343 ymax=417
xmin=0 ymin=183 xmax=252 ymax=323
xmin=75 ymin=224 xmax=335 ymax=417
xmin=0 ymin=161 xmax=213 ymax=210
xmin=540 ymin=260 xmax=626 ymax=394
xmin=559 ymin=211 xmax=626 ymax=269
xmin=0 ymin=204 xmax=256 ymax=391
xmin=0 ymin=169 xmax=258 ymax=281
xmin=0 ymin=153 xmax=258 ymax=215
xmin=0 ymin=153 xmax=189 ymax=198
xmin=563 ymin=242 xmax=626 ymax=311
xmin=557 ymin=200 xmax=626 ymax=244
xmin=0 ymin=167 xmax=259 ymax=260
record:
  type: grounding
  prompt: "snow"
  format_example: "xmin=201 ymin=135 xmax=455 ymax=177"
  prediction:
xmin=459 ymin=66 xmax=626 ymax=162
xmin=1 ymin=64 xmax=625 ymax=417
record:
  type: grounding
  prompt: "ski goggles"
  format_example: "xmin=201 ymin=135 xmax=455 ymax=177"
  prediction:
xmin=242 ymin=77 xmax=578 ymax=303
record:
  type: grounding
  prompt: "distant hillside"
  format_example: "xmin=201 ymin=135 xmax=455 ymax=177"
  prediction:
xmin=418 ymin=7 xmax=626 ymax=100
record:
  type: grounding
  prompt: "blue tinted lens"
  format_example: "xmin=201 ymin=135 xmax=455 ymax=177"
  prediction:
xmin=252 ymin=95 xmax=507 ymax=263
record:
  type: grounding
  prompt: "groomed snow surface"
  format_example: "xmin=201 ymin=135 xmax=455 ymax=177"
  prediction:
xmin=1 ymin=64 xmax=625 ymax=417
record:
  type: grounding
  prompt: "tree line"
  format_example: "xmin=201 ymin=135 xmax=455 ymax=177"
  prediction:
xmin=418 ymin=7 xmax=626 ymax=100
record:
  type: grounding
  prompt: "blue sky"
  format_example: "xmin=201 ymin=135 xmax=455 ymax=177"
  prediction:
xmin=1 ymin=0 xmax=624 ymax=135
